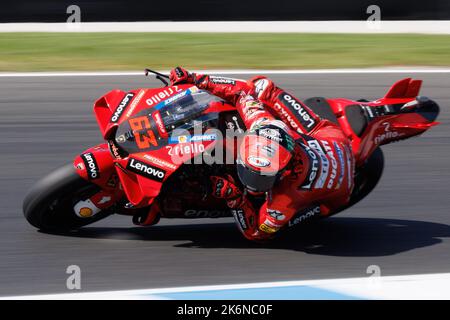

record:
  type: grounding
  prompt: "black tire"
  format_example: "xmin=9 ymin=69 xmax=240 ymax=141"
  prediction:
xmin=349 ymin=147 xmax=385 ymax=206
xmin=23 ymin=164 xmax=111 ymax=231
xmin=329 ymin=147 xmax=384 ymax=217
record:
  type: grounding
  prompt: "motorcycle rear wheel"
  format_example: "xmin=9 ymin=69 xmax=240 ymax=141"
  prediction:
xmin=328 ymin=147 xmax=384 ymax=217
xmin=23 ymin=164 xmax=111 ymax=231
xmin=349 ymin=146 xmax=384 ymax=206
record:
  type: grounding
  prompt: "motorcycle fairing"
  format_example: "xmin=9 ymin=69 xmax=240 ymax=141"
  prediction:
xmin=112 ymin=136 xmax=218 ymax=207
xmin=93 ymin=89 xmax=134 ymax=139
xmin=356 ymin=110 xmax=439 ymax=166
xmin=327 ymin=78 xmax=439 ymax=166
xmin=85 ymin=85 xmax=235 ymax=207
xmin=73 ymin=144 xmax=115 ymax=186
xmin=73 ymin=143 xmax=124 ymax=204
xmin=94 ymin=85 xmax=191 ymax=140
xmin=383 ymin=78 xmax=422 ymax=99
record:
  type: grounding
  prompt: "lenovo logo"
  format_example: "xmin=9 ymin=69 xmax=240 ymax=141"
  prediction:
xmin=81 ymin=152 xmax=99 ymax=180
xmin=232 ymin=209 xmax=248 ymax=231
xmin=279 ymin=93 xmax=317 ymax=131
xmin=126 ymin=158 xmax=166 ymax=182
xmin=111 ymin=93 xmax=134 ymax=123
xmin=288 ymin=206 xmax=321 ymax=227
xmin=210 ymin=77 xmax=236 ymax=85
xmin=299 ymin=143 xmax=319 ymax=190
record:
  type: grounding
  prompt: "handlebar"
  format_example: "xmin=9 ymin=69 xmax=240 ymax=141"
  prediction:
xmin=144 ymin=68 xmax=170 ymax=87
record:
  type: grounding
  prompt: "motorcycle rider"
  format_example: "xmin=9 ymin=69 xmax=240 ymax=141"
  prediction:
xmin=169 ymin=67 xmax=355 ymax=241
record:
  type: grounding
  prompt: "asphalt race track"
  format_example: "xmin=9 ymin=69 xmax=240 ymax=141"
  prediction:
xmin=0 ymin=72 xmax=449 ymax=296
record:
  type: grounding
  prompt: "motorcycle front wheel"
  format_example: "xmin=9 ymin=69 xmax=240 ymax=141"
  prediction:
xmin=23 ymin=164 xmax=111 ymax=231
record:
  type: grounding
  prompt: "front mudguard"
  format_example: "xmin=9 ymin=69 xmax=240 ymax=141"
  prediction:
xmin=73 ymin=143 xmax=122 ymax=195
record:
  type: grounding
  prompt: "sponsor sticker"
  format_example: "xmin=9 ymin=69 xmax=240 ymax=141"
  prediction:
xmin=125 ymin=89 xmax=146 ymax=118
xmin=274 ymin=103 xmax=302 ymax=134
xmin=108 ymin=140 xmax=124 ymax=159
xmin=189 ymin=86 xmax=199 ymax=93
xmin=81 ymin=152 xmax=100 ymax=180
xmin=143 ymin=154 xmax=177 ymax=170
xmin=307 ymin=139 xmax=329 ymax=189
xmin=247 ymin=110 xmax=267 ymax=120
xmin=151 ymin=110 xmax=167 ymax=136
xmin=111 ymin=93 xmax=134 ymax=123
xmin=278 ymin=93 xmax=317 ymax=132
xmin=247 ymin=156 xmax=271 ymax=168
xmin=263 ymin=218 xmax=283 ymax=228
xmin=344 ymin=144 xmax=354 ymax=190
xmin=190 ymin=134 xmax=217 ymax=142
xmin=267 ymin=208 xmax=286 ymax=221
xmin=242 ymin=99 xmax=264 ymax=116
xmin=333 ymin=142 xmax=346 ymax=189
xmin=374 ymin=131 xmax=401 ymax=144
xmin=259 ymin=223 xmax=277 ymax=234
xmin=126 ymin=158 xmax=166 ymax=182
xmin=299 ymin=143 xmax=319 ymax=190
xmin=145 ymin=86 xmax=182 ymax=106
xmin=169 ymin=134 xmax=217 ymax=144
xmin=164 ymin=90 xmax=188 ymax=105
xmin=166 ymin=143 xmax=205 ymax=156
xmin=258 ymin=128 xmax=283 ymax=143
xmin=288 ymin=206 xmax=321 ymax=227
xmin=254 ymin=79 xmax=269 ymax=98
xmin=210 ymin=77 xmax=236 ymax=85
xmin=73 ymin=199 xmax=101 ymax=218
xmin=78 ymin=207 xmax=94 ymax=218
xmin=321 ymin=141 xmax=338 ymax=189
xmin=176 ymin=135 xmax=189 ymax=144
xmin=374 ymin=122 xmax=405 ymax=144
xmin=184 ymin=209 xmax=229 ymax=218
xmin=232 ymin=209 xmax=248 ymax=231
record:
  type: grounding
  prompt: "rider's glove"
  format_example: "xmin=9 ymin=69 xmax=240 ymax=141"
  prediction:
xmin=210 ymin=175 xmax=242 ymax=201
xmin=169 ymin=66 xmax=194 ymax=85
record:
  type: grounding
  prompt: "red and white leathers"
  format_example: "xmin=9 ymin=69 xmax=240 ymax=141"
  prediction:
xmin=171 ymin=69 xmax=355 ymax=241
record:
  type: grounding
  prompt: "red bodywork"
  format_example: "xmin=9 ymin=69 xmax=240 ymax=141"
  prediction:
xmin=73 ymin=78 xmax=439 ymax=217
xmin=74 ymin=84 xmax=236 ymax=211
xmin=327 ymin=78 xmax=438 ymax=166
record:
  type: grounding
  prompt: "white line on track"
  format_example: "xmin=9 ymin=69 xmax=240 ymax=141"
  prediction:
xmin=1 ymin=68 xmax=450 ymax=77
xmin=3 ymin=273 xmax=450 ymax=300
xmin=1 ymin=21 xmax=450 ymax=34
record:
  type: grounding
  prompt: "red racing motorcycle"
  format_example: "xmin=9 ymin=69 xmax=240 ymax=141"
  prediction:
xmin=23 ymin=70 xmax=440 ymax=233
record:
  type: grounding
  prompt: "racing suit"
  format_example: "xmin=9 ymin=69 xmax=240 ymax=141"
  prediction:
xmin=170 ymin=68 xmax=355 ymax=241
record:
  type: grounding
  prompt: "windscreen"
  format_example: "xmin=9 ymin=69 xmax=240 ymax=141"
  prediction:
xmin=158 ymin=90 xmax=223 ymax=132
xmin=113 ymin=88 xmax=224 ymax=155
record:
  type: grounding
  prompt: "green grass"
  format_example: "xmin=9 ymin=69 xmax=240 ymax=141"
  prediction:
xmin=1 ymin=33 xmax=450 ymax=71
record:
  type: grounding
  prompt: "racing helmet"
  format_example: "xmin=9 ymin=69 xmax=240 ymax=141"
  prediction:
xmin=237 ymin=120 xmax=295 ymax=192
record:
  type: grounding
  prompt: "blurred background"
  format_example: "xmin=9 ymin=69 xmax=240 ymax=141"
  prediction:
xmin=0 ymin=0 xmax=449 ymax=71
xmin=2 ymin=0 xmax=450 ymax=21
